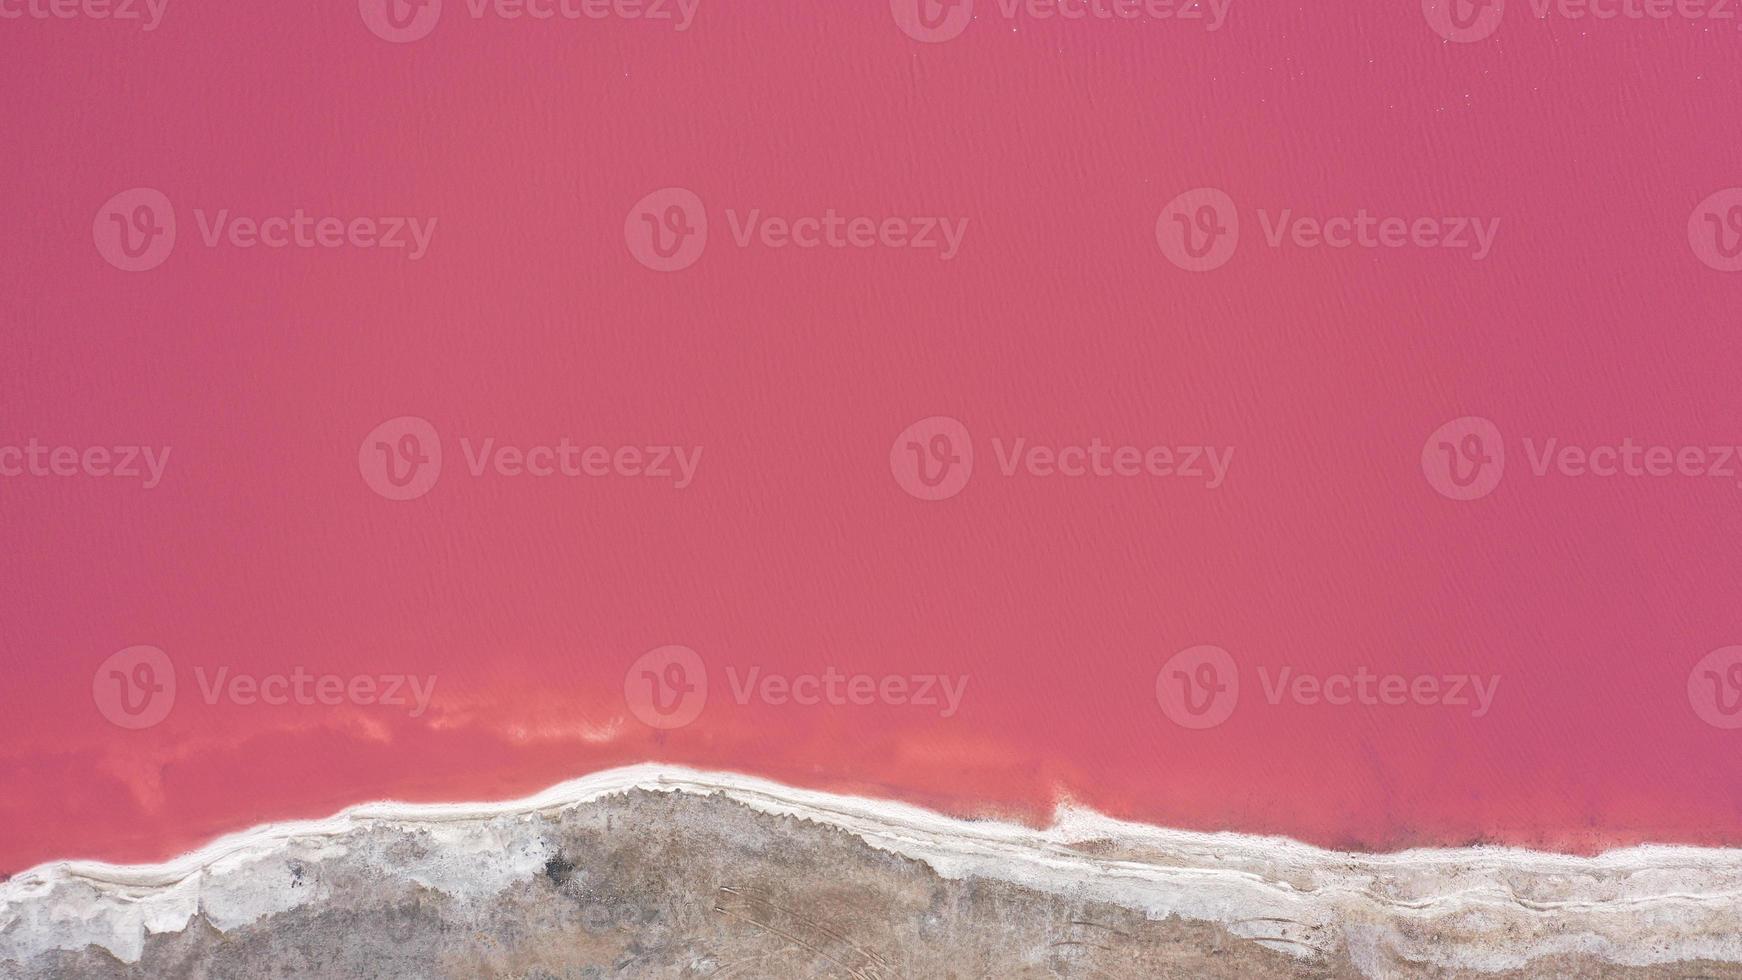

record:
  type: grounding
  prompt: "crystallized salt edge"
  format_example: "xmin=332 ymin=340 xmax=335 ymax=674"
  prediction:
xmin=4 ymin=763 xmax=1742 ymax=975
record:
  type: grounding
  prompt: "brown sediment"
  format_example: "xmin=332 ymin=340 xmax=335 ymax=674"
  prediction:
xmin=6 ymin=779 xmax=1742 ymax=979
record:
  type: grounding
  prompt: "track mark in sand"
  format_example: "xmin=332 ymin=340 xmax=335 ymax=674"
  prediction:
xmin=712 ymin=884 xmax=901 ymax=980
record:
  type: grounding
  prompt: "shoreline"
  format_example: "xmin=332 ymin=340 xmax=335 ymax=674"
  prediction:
xmin=7 ymin=763 xmax=1742 ymax=974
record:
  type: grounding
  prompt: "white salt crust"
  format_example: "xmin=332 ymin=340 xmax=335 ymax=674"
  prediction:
xmin=4 ymin=764 xmax=1742 ymax=975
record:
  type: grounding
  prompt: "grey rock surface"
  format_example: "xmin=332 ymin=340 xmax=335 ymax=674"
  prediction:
xmin=9 ymin=789 xmax=1742 ymax=979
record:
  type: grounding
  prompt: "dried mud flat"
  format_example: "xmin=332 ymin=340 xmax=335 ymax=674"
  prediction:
xmin=5 ymin=769 xmax=1742 ymax=979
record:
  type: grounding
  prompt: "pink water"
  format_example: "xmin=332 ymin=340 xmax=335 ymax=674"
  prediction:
xmin=4 ymin=0 xmax=1742 ymax=873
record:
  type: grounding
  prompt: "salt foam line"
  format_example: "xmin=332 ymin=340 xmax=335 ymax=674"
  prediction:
xmin=4 ymin=763 xmax=1742 ymax=975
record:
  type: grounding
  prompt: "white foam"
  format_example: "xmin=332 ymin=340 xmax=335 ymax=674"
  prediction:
xmin=4 ymin=764 xmax=1742 ymax=975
